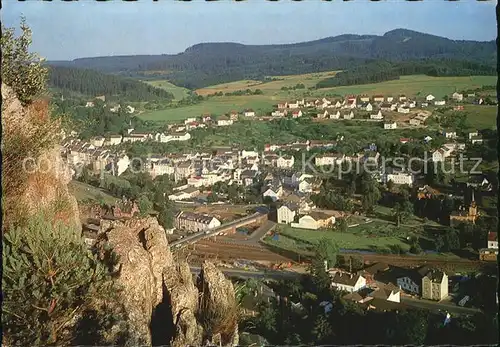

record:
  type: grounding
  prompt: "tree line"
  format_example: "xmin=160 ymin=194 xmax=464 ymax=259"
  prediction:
xmin=316 ymin=59 xmax=496 ymax=89
xmin=48 ymin=66 xmax=175 ymax=102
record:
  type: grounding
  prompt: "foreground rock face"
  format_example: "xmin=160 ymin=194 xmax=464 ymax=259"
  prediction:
xmin=1 ymin=83 xmax=80 ymax=231
xmin=100 ymin=217 xmax=239 ymax=346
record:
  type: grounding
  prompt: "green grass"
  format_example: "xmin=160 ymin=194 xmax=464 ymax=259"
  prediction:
xmin=139 ymin=95 xmax=276 ymax=123
xmin=311 ymin=75 xmax=497 ymax=99
xmin=68 ymin=180 xmax=116 ymax=205
xmin=463 ymin=105 xmax=497 ymax=129
xmin=144 ymin=80 xmax=191 ymax=100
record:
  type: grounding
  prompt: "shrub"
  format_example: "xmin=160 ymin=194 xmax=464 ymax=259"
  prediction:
xmin=2 ymin=213 xmax=120 ymax=345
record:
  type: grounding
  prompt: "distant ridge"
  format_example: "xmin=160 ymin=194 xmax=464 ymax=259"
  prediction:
xmin=47 ymin=29 xmax=496 ymax=89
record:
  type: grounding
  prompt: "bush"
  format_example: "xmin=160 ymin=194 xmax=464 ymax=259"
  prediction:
xmin=2 ymin=213 xmax=120 ymax=345
xmin=1 ymin=18 xmax=48 ymax=105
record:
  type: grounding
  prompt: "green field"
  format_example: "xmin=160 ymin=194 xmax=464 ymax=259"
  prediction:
xmin=69 ymin=180 xmax=116 ymax=205
xmin=311 ymin=75 xmax=497 ymax=99
xmin=139 ymin=75 xmax=496 ymax=124
xmin=144 ymin=80 xmax=191 ymax=100
xmin=463 ymin=105 xmax=497 ymax=129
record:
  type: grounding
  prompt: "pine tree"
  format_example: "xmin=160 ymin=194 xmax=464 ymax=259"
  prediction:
xmin=2 ymin=213 xmax=121 ymax=345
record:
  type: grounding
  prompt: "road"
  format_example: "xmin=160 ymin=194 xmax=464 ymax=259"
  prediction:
xmin=401 ymin=296 xmax=480 ymax=315
xmin=170 ymin=212 xmax=266 ymax=248
xmin=189 ymin=266 xmax=300 ymax=280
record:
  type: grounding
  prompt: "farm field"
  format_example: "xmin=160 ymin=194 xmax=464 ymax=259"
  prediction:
xmin=138 ymin=74 xmax=496 ymax=124
xmin=195 ymin=70 xmax=340 ymax=96
xmin=143 ymin=80 xmax=191 ymax=100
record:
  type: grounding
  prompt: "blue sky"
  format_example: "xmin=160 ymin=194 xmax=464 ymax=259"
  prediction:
xmin=2 ymin=0 xmax=497 ymax=60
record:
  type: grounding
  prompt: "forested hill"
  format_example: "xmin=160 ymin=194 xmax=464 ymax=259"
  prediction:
xmin=47 ymin=66 xmax=175 ymax=102
xmin=48 ymin=29 xmax=496 ymax=89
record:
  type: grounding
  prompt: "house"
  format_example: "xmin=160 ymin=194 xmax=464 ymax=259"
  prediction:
xmin=434 ymin=100 xmax=446 ymax=106
xmin=421 ymin=102 xmax=429 ymax=107
xmin=90 ymin=136 xmax=105 ymax=148
xmin=423 ymin=135 xmax=433 ymax=143
xmin=298 ymin=179 xmax=314 ymax=194
xmin=467 ymin=175 xmax=492 ymax=191
xmin=277 ymin=102 xmax=288 ymax=109
xmin=317 ymin=110 xmax=329 ymax=119
xmin=271 ymin=110 xmax=287 ymax=117
xmin=330 ymin=272 xmax=366 ymax=293
xmin=358 ymin=262 xmax=389 ymax=286
xmin=333 ymin=100 xmax=342 ymax=108
xmin=432 ymin=146 xmax=454 ymax=162
xmin=386 ymin=96 xmax=394 ymax=103
xmin=396 ymin=268 xmax=424 ymax=295
xmin=126 ymin=105 xmax=135 ymax=114
xmin=281 ymin=193 xmax=316 ymax=213
xmin=217 ymin=115 xmax=233 ymax=127
xmin=426 ymin=94 xmax=435 ymax=101
xmin=174 ymin=161 xmax=195 ymax=182
xmin=487 ymin=232 xmax=498 ymax=249
xmin=149 ymin=159 xmax=175 ymax=178
xmin=244 ymin=109 xmax=256 ymax=117
xmin=443 ymin=131 xmax=457 ymax=139
xmin=105 ymin=135 xmax=123 ymax=146
xmin=397 ymin=106 xmax=410 ymax=114
xmin=168 ymin=187 xmax=200 ymax=201
xmin=276 ymin=155 xmax=295 ymax=169
xmin=384 ymin=122 xmax=397 ymax=130
xmin=329 ymin=111 xmax=340 ymax=119
xmin=373 ymin=95 xmax=385 ymax=103
xmin=399 ymin=95 xmax=407 ymax=102
xmin=288 ymin=101 xmax=299 ymax=109
xmin=369 ymin=283 xmax=401 ymax=303
xmin=359 ymin=95 xmax=370 ymax=102
xmin=291 ymin=110 xmax=303 ymax=118
xmin=315 ymin=154 xmax=340 ymax=166
xmin=122 ymin=133 xmax=153 ymax=143
xmin=360 ymin=102 xmax=373 ymax=112
xmin=202 ymin=114 xmax=213 ymax=123
xmin=470 ymin=135 xmax=483 ymax=144
xmin=110 ymin=105 xmax=121 ymax=113
xmin=407 ymin=101 xmax=416 ymax=108
xmin=291 ymin=211 xmax=336 ymax=230
xmin=277 ymin=203 xmax=298 ymax=224
xmin=385 ymin=171 xmax=414 ymax=186
xmin=184 ymin=117 xmax=198 ymax=124
xmin=380 ymin=103 xmax=392 ymax=112
xmin=240 ymin=169 xmax=257 ymax=186
xmin=175 ymin=211 xmax=221 ymax=233
xmin=262 ymin=183 xmax=283 ymax=202
xmin=452 ymin=92 xmax=464 ymax=102
xmin=85 ymin=101 xmax=95 ymax=108
xmin=370 ymin=110 xmax=383 ymax=120
xmin=343 ymin=111 xmax=354 ymax=120
xmin=421 ymin=268 xmax=448 ymax=301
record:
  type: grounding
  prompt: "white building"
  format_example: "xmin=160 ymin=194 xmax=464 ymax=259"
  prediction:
xmin=384 ymin=122 xmax=397 ymax=130
xmin=488 ymin=232 xmax=498 ymax=249
xmin=343 ymin=111 xmax=354 ymax=120
xmin=330 ymin=272 xmax=366 ymax=293
xmin=426 ymin=94 xmax=435 ymax=101
xmin=432 ymin=147 xmax=454 ymax=162
xmin=175 ymin=211 xmax=221 ymax=233
xmin=452 ymin=92 xmax=464 ymax=102
xmin=370 ymin=110 xmax=384 ymax=120
xmin=397 ymin=106 xmax=410 ymax=114
xmin=434 ymin=100 xmax=446 ymax=106
xmin=244 ymin=109 xmax=256 ymax=117
xmin=329 ymin=111 xmax=341 ymax=119
xmin=385 ymin=172 xmax=415 ymax=186
xmin=277 ymin=204 xmax=297 ymax=224
xmin=217 ymin=116 xmax=233 ymax=126
xmin=277 ymin=155 xmax=295 ymax=169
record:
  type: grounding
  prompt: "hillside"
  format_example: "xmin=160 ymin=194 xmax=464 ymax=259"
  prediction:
xmin=48 ymin=65 xmax=175 ymax=102
xmin=48 ymin=29 xmax=496 ymax=89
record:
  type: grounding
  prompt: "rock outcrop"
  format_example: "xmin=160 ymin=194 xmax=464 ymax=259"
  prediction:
xmin=98 ymin=216 xmax=239 ymax=346
xmin=2 ymin=83 xmax=80 ymax=231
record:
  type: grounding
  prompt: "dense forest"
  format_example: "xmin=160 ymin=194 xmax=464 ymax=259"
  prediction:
xmin=48 ymin=66 xmax=175 ymax=101
xmin=316 ymin=59 xmax=497 ymax=89
xmin=48 ymin=29 xmax=496 ymax=89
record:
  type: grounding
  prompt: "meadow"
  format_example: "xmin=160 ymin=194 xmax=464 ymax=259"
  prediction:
xmin=138 ymin=74 xmax=496 ymax=124
xmin=143 ymin=80 xmax=191 ymax=100
xmin=463 ymin=105 xmax=497 ymax=130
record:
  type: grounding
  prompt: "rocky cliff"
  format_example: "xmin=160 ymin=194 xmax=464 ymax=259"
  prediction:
xmin=2 ymin=83 xmax=80 ymax=231
xmin=97 ymin=217 xmax=239 ymax=346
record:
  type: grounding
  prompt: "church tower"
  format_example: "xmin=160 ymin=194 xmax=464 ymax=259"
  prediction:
xmin=468 ymin=189 xmax=478 ymax=218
